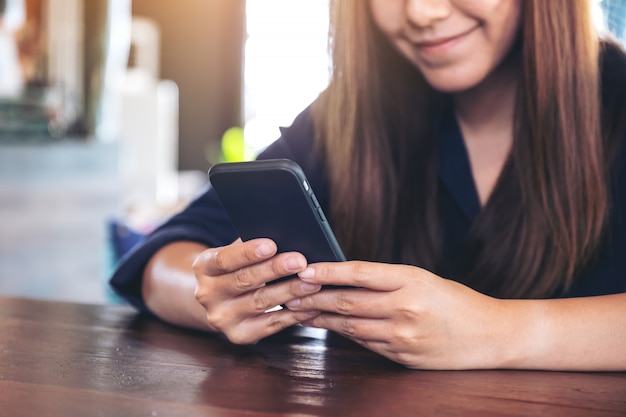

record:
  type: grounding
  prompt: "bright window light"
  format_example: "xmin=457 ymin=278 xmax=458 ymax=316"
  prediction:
xmin=596 ymin=0 xmax=626 ymax=42
xmin=244 ymin=0 xmax=330 ymax=155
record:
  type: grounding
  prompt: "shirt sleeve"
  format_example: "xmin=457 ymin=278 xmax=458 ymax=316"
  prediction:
xmin=108 ymin=106 xmax=326 ymax=312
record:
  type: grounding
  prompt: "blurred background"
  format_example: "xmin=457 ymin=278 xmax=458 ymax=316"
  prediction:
xmin=0 ymin=0 xmax=624 ymax=305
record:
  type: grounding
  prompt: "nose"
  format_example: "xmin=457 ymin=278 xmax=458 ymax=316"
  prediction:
xmin=405 ymin=0 xmax=451 ymax=28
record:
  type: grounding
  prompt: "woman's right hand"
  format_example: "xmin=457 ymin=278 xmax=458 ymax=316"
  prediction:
xmin=192 ymin=238 xmax=323 ymax=344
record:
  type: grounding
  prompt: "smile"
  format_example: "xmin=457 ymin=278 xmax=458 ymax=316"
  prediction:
xmin=414 ymin=25 xmax=479 ymax=54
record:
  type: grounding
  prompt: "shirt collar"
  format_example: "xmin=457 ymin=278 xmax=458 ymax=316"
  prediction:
xmin=436 ymin=105 xmax=482 ymax=221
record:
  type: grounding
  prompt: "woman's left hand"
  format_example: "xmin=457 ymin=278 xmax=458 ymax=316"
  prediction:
xmin=285 ymin=261 xmax=516 ymax=370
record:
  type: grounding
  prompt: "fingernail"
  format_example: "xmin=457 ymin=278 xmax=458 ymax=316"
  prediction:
xmin=256 ymin=242 xmax=274 ymax=257
xmin=285 ymin=299 xmax=301 ymax=309
xmin=298 ymin=267 xmax=315 ymax=279
xmin=301 ymin=282 xmax=320 ymax=293
xmin=285 ymin=255 xmax=305 ymax=271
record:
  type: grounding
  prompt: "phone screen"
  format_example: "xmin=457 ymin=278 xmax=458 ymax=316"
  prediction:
xmin=208 ymin=159 xmax=346 ymax=264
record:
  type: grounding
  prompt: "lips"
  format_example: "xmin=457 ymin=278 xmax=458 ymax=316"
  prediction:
xmin=412 ymin=25 xmax=479 ymax=52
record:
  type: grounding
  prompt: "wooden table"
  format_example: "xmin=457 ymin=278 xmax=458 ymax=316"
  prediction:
xmin=0 ymin=296 xmax=625 ymax=417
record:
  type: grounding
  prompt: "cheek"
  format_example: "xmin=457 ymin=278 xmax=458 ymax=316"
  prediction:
xmin=473 ymin=1 xmax=522 ymax=71
xmin=491 ymin=12 xmax=522 ymax=63
xmin=462 ymin=0 xmax=523 ymax=41
xmin=368 ymin=0 xmax=405 ymax=35
xmin=463 ymin=0 xmax=521 ymax=16
xmin=489 ymin=1 xmax=523 ymax=44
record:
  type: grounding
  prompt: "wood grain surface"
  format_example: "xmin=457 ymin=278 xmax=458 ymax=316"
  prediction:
xmin=0 ymin=296 xmax=625 ymax=417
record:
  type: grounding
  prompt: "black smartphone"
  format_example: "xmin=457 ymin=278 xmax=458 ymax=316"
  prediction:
xmin=208 ymin=159 xmax=346 ymax=266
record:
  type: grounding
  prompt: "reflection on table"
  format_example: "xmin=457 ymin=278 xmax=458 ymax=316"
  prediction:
xmin=0 ymin=296 xmax=625 ymax=417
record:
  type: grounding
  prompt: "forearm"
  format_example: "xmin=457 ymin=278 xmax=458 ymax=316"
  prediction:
xmin=502 ymin=293 xmax=626 ymax=371
xmin=142 ymin=241 xmax=213 ymax=331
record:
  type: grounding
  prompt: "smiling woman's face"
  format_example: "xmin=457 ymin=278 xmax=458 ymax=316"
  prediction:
xmin=369 ymin=0 xmax=523 ymax=93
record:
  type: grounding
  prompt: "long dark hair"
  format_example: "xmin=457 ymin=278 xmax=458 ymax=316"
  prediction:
xmin=313 ymin=0 xmax=624 ymax=298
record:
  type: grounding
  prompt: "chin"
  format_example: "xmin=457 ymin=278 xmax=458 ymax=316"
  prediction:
xmin=419 ymin=66 xmax=488 ymax=94
xmin=425 ymin=79 xmax=478 ymax=94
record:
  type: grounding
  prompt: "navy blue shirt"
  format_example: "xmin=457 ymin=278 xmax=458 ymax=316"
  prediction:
xmin=110 ymin=106 xmax=626 ymax=312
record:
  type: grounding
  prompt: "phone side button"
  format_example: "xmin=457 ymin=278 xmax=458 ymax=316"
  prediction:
xmin=309 ymin=193 xmax=320 ymax=208
xmin=316 ymin=208 xmax=327 ymax=222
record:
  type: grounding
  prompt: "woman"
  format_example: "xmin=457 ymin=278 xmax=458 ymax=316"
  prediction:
xmin=110 ymin=0 xmax=626 ymax=370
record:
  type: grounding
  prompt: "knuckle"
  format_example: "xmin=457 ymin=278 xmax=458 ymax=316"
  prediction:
xmin=194 ymin=285 xmax=210 ymax=305
xmin=194 ymin=277 xmax=220 ymax=305
xmin=251 ymin=288 xmax=272 ymax=312
xmin=212 ymin=249 xmax=229 ymax=273
xmin=334 ymin=293 xmax=356 ymax=314
xmin=243 ymin=242 xmax=260 ymax=263
xmin=351 ymin=262 xmax=372 ymax=286
xmin=408 ymin=266 xmax=427 ymax=285
xmin=270 ymin=258 xmax=287 ymax=277
xmin=232 ymin=267 xmax=255 ymax=291
xmin=272 ymin=253 xmax=301 ymax=277
xmin=192 ymin=250 xmax=215 ymax=277
xmin=392 ymin=325 xmax=418 ymax=347
xmin=339 ymin=318 xmax=357 ymax=337
xmin=191 ymin=256 xmax=203 ymax=275
xmin=289 ymin=279 xmax=303 ymax=296
xmin=205 ymin=307 xmax=228 ymax=331
xmin=267 ymin=313 xmax=289 ymax=334
xmin=315 ymin=264 xmax=330 ymax=280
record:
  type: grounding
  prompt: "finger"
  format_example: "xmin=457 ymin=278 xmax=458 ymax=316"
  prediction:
xmin=202 ymin=277 xmax=322 ymax=334
xmin=285 ymin=288 xmax=393 ymax=319
xmin=222 ymin=251 xmax=309 ymax=295
xmin=231 ymin=276 xmax=323 ymax=315
xmin=298 ymin=261 xmax=408 ymax=291
xmin=302 ymin=316 xmax=407 ymax=366
xmin=195 ymin=238 xmax=278 ymax=277
xmin=225 ymin=309 xmax=322 ymax=345
xmin=304 ymin=313 xmax=389 ymax=343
